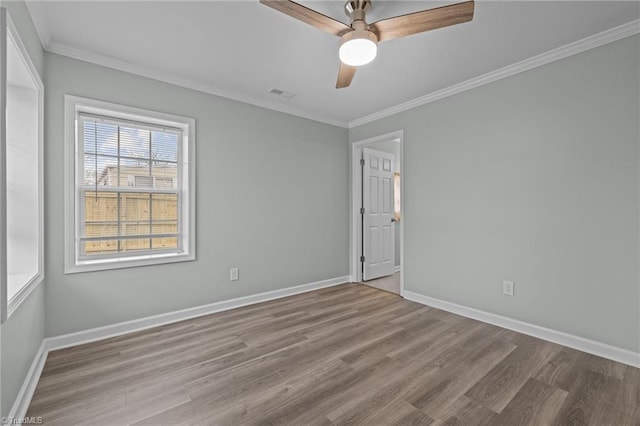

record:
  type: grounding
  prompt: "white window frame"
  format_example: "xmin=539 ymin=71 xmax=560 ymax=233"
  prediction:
xmin=0 ymin=10 xmax=45 ymax=321
xmin=64 ymin=95 xmax=196 ymax=273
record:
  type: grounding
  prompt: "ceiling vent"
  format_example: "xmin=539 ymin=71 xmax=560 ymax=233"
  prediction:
xmin=268 ymin=88 xmax=296 ymax=99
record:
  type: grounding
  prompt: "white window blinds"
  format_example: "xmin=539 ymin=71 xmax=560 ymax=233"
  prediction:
xmin=78 ymin=113 xmax=183 ymax=259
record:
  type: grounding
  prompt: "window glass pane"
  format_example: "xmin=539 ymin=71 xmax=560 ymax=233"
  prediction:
xmin=84 ymin=191 xmax=119 ymax=239
xmin=83 ymin=120 xmax=96 ymax=154
xmin=121 ymin=222 xmax=151 ymax=237
xmin=394 ymin=172 xmax=401 ymax=221
xmin=120 ymin=192 xmax=150 ymax=223
xmin=82 ymin=239 xmax=119 ymax=256
xmin=84 ymin=121 xmax=119 ymax=156
xmin=120 ymin=158 xmax=151 ymax=188
xmin=152 ymin=237 xmax=178 ymax=250
xmin=120 ymin=193 xmax=151 ymax=254
xmin=151 ymin=194 xmax=178 ymax=250
xmin=84 ymin=154 xmax=119 ymax=187
xmin=151 ymin=132 xmax=178 ymax=162
xmin=151 ymin=223 xmax=178 ymax=235
xmin=122 ymin=238 xmax=151 ymax=252
xmin=152 ymin=193 xmax=177 ymax=222
xmin=152 ymin=162 xmax=177 ymax=189
xmin=119 ymin=126 xmax=150 ymax=159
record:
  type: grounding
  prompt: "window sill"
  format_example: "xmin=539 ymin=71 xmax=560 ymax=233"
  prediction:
xmin=7 ymin=272 xmax=44 ymax=318
xmin=65 ymin=252 xmax=196 ymax=274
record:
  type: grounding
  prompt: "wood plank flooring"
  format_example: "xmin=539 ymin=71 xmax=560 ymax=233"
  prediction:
xmin=27 ymin=284 xmax=640 ymax=425
xmin=362 ymin=272 xmax=401 ymax=295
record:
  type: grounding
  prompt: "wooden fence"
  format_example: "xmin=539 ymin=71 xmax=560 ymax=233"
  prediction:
xmin=84 ymin=192 xmax=178 ymax=255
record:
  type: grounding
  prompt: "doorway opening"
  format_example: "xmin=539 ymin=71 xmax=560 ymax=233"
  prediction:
xmin=350 ymin=131 xmax=404 ymax=295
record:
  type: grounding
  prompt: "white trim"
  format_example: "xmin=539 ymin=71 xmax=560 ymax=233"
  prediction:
xmin=9 ymin=275 xmax=349 ymax=417
xmin=7 ymin=275 xmax=43 ymax=318
xmin=636 ymin=14 xmax=640 ymax=368
xmin=349 ymin=19 xmax=640 ymax=128
xmin=3 ymin=13 xmax=45 ymax=320
xmin=64 ymin=95 xmax=196 ymax=274
xmin=45 ymin=275 xmax=350 ymax=351
xmin=46 ymin=41 xmax=348 ymax=129
xmin=23 ymin=2 xmax=639 ymax=131
xmin=24 ymin=3 xmax=640 ymax=131
xmin=394 ymin=265 xmax=401 ymax=273
xmin=1 ymin=7 xmax=8 ymax=324
xmin=11 ymin=276 xmax=636 ymax=418
xmin=8 ymin=341 xmax=47 ymax=421
xmin=350 ymin=131 xmax=404 ymax=295
xmin=67 ymin=252 xmax=196 ymax=275
xmin=403 ymin=290 xmax=640 ymax=368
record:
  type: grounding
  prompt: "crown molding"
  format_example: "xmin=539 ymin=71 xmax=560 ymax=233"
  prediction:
xmin=25 ymin=2 xmax=348 ymax=128
xmin=349 ymin=19 xmax=640 ymax=129
xmin=44 ymin=41 xmax=349 ymax=129
xmin=22 ymin=2 xmax=639 ymax=131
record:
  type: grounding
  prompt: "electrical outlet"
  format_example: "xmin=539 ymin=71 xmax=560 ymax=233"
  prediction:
xmin=230 ymin=268 xmax=239 ymax=281
xmin=503 ymin=280 xmax=514 ymax=296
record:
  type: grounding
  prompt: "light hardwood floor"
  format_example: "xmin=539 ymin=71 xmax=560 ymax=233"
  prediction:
xmin=363 ymin=272 xmax=401 ymax=295
xmin=27 ymin=284 xmax=639 ymax=425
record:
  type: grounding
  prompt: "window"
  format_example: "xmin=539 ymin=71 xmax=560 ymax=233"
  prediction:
xmin=1 ymin=10 xmax=45 ymax=321
xmin=393 ymin=172 xmax=401 ymax=222
xmin=65 ymin=96 xmax=195 ymax=273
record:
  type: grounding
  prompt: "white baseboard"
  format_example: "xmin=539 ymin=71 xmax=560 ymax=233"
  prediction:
xmin=46 ymin=275 xmax=350 ymax=351
xmin=8 ymin=341 xmax=47 ymax=421
xmin=10 ymin=275 xmax=349 ymax=419
xmin=403 ymin=290 xmax=640 ymax=368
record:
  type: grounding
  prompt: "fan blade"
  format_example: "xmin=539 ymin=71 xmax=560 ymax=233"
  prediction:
xmin=371 ymin=1 xmax=474 ymax=42
xmin=260 ymin=0 xmax=352 ymax=37
xmin=336 ymin=63 xmax=357 ymax=89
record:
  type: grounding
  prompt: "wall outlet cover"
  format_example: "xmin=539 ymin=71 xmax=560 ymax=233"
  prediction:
xmin=503 ymin=280 xmax=514 ymax=296
xmin=230 ymin=268 xmax=239 ymax=281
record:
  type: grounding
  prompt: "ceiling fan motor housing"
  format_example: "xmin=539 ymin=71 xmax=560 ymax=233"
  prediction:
xmin=343 ymin=0 xmax=377 ymax=48
xmin=345 ymin=0 xmax=371 ymax=23
xmin=340 ymin=23 xmax=378 ymax=47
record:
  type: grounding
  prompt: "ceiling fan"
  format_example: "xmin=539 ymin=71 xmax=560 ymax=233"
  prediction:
xmin=260 ymin=0 xmax=475 ymax=88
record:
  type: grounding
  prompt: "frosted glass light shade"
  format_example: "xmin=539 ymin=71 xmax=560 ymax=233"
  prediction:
xmin=339 ymin=38 xmax=377 ymax=66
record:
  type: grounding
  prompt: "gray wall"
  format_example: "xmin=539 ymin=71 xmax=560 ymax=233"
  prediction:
xmin=1 ymin=285 xmax=45 ymax=415
xmin=2 ymin=4 xmax=638 ymax=416
xmin=350 ymin=35 xmax=640 ymax=352
xmin=0 ymin=0 xmax=45 ymax=416
xmin=44 ymin=53 xmax=349 ymax=337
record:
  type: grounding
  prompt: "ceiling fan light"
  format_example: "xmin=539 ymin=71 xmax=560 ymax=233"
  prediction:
xmin=339 ymin=29 xmax=378 ymax=67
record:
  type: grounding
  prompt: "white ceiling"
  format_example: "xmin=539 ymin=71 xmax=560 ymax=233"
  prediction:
xmin=26 ymin=1 xmax=640 ymax=126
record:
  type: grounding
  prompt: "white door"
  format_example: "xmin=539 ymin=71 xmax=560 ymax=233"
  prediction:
xmin=362 ymin=148 xmax=395 ymax=281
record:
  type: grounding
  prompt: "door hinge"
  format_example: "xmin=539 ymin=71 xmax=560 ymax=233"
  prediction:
xmin=360 ymin=255 xmax=365 ymax=263
xmin=360 ymin=158 xmax=365 ymax=166
xmin=360 ymin=207 xmax=365 ymax=215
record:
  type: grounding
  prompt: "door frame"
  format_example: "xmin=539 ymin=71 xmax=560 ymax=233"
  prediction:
xmin=350 ymin=130 xmax=404 ymax=295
